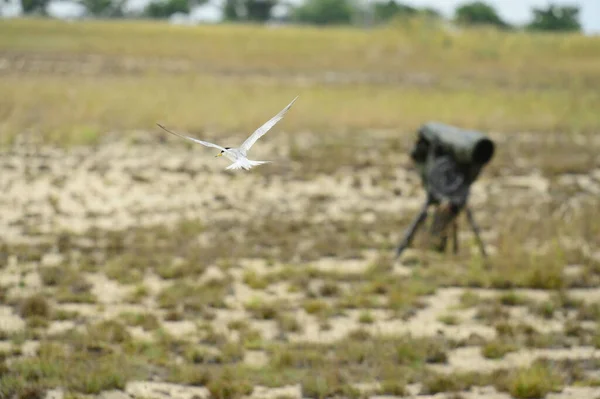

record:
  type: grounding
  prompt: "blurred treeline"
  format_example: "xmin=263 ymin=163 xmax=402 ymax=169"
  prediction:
xmin=6 ymin=0 xmax=584 ymax=33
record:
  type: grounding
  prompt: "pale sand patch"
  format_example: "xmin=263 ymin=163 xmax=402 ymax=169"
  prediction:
xmin=0 ymin=341 xmax=12 ymax=353
xmin=250 ymin=319 xmax=279 ymax=341
xmin=0 ymin=305 xmax=25 ymax=333
xmin=245 ymin=385 xmax=301 ymax=399
xmin=309 ymin=257 xmax=372 ymax=274
xmin=547 ymin=386 xmax=600 ymax=398
xmin=47 ymin=320 xmax=77 ymax=336
xmin=464 ymin=287 xmax=600 ymax=305
xmin=127 ymin=326 xmax=154 ymax=342
xmin=143 ymin=272 xmax=171 ymax=295
xmin=126 ymin=381 xmax=209 ymax=399
xmin=88 ymin=273 xmax=131 ymax=305
xmin=198 ymin=265 xmax=227 ymax=285
xmin=161 ymin=320 xmax=197 ymax=338
xmin=430 ymin=346 xmax=600 ymax=374
xmin=98 ymin=391 xmax=131 ymax=399
xmin=22 ymin=340 xmax=40 ymax=356
xmin=44 ymin=389 xmax=65 ymax=399
xmin=244 ymin=350 xmax=269 ymax=368
xmin=40 ymin=253 xmax=65 ymax=267
xmin=55 ymin=303 xmax=98 ymax=318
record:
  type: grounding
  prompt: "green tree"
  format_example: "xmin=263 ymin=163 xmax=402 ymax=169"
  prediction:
xmin=79 ymin=0 xmax=126 ymax=17
xmin=455 ymin=1 xmax=509 ymax=28
xmin=144 ymin=0 xmax=206 ymax=18
xmin=292 ymin=0 xmax=356 ymax=25
xmin=421 ymin=7 xmax=442 ymax=19
xmin=373 ymin=1 xmax=416 ymax=22
xmin=20 ymin=0 xmax=49 ymax=15
xmin=372 ymin=1 xmax=441 ymax=24
xmin=527 ymin=4 xmax=581 ymax=32
xmin=223 ymin=0 xmax=277 ymax=22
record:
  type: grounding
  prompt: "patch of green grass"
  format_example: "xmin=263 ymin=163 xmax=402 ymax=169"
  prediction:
xmin=276 ymin=313 xmax=303 ymax=334
xmin=500 ymin=363 xmax=563 ymax=399
xmin=206 ymin=367 xmax=253 ymax=399
xmin=438 ymin=313 xmax=460 ymax=326
xmin=481 ymin=339 xmax=518 ymax=359
xmin=386 ymin=277 xmax=435 ymax=317
xmin=458 ymin=290 xmax=481 ymax=308
xmin=220 ymin=342 xmax=245 ymax=364
xmin=421 ymin=373 xmax=463 ymax=394
xmin=19 ymin=294 xmax=51 ymax=319
xmin=155 ymin=260 xmax=190 ymax=280
xmin=126 ymin=284 xmax=150 ymax=304
xmin=40 ymin=266 xmax=62 ymax=286
xmin=300 ymin=370 xmax=360 ymax=399
xmin=499 ymin=291 xmax=529 ymax=306
xmin=318 ymin=281 xmax=340 ymax=297
xmin=1 ymin=342 xmax=141 ymax=395
xmin=531 ymin=300 xmax=556 ymax=319
xmin=242 ymin=270 xmax=272 ymax=290
xmin=395 ymin=336 xmax=448 ymax=366
xmin=52 ymin=309 xmax=80 ymax=321
xmin=185 ymin=346 xmax=223 ymax=365
xmin=245 ymin=298 xmax=281 ymax=320
xmin=358 ymin=311 xmax=375 ymax=324
xmin=166 ymin=364 xmax=211 ymax=385
xmin=576 ymin=303 xmax=600 ymax=321
xmin=119 ymin=312 xmax=160 ymax=331
xmin=302 ymin=299 xmax=332 ymax=318
xmin=377 ymin=380 xmax=408 ymax=396
xmin=239 ymin=328 xmax=264 ymax=350
xmin=52 ymin=269 xmax=95 ymax=304
xmin=474 ymin=301 xmax=509 ymax=323
xmin=157 ymin=279 xmax=229 ymax=312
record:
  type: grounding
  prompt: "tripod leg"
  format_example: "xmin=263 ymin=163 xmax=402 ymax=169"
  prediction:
xmin=452 ymin=219 xmax=459 ymax=254
xmin=465 ymin=206 xmax=487 ymax=258
xmin=430 ymin=201 xmax=460 ymax=253
xmin=396 ymin=201 xmax=430 ymax=258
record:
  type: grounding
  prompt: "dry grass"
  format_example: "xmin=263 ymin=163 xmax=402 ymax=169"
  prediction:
xmin=0 ymin=17 xmax=599 ymax=399
xmin=0 ymin=19 xmax=599 ymax=145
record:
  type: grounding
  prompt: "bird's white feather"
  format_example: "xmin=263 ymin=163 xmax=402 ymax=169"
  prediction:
xmin=157 ymin=123 xmax=232 ymax=154
xmin=226 ymin=159 xmax=271 ymax=171
xmin=239 ymin=96 xmax=298 ymax=154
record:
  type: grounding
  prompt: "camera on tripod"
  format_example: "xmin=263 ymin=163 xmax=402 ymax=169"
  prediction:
xmin=396 ymin=122 xmax=495 ymax=258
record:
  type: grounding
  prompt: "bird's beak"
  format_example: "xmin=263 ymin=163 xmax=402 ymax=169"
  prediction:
xmin=216 ymin=153 xmax=222 ymax=157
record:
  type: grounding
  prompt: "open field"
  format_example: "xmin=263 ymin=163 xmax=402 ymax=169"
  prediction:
xmin=1 ymin=19 xmax=600 ymax=145
xmin=1 ymin=18 xmax=600 ymax=399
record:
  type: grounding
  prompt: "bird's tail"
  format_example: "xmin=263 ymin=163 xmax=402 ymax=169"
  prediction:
xmin=226 ymin=159 xmax=271 ymax=171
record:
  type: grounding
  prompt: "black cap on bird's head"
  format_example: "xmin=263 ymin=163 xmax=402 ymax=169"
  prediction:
xmin=216 ymin=147 xmax=231 ymax=157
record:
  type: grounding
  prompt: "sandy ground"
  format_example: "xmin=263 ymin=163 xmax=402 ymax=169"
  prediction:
xmin=1 ymin=130 xmax=599 ymax=399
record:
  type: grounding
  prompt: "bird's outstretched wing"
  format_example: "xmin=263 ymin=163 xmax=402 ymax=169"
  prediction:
xmin=239 ymin=96 xmax=298 ymax=154
xmin=157 ymin=123 xmax=230 ymax=153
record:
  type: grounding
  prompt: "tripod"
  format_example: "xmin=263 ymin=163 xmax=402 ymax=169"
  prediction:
xmin=395 ymin=154 xmax=488 ymax=259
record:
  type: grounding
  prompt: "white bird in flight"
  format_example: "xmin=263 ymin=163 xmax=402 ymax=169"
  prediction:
xmin=157 ymin=96 xmax=298 ymax=171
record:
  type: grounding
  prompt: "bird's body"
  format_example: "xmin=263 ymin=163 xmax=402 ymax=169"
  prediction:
xmin=158 ymin=96 xmax=298 ymax=171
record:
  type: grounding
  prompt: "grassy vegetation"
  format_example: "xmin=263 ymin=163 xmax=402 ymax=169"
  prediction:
xmin=1 ymin=16 xmax=599 ymax=399
xmin=1 ymin=19 xmax=600 ymax=145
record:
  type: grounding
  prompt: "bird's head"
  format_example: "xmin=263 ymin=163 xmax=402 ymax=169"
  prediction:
xmin=216 ymin=147 xmax=231 ymax=157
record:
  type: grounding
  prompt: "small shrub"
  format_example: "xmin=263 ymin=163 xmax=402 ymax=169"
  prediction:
xmin=245 ymin=299 xmax=279 ymax=320
xmin=19 ymin=295 xmax=50 ymax=319
xmin=40 ymin=267 xmax=61 ymax=286
xmin=358 ymin=311 xmax=375 ymax=324
xmin=503 ymin=363 xmax=562 ymax=399
xmin=481 ymin=339 xmax=517 ymax=359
